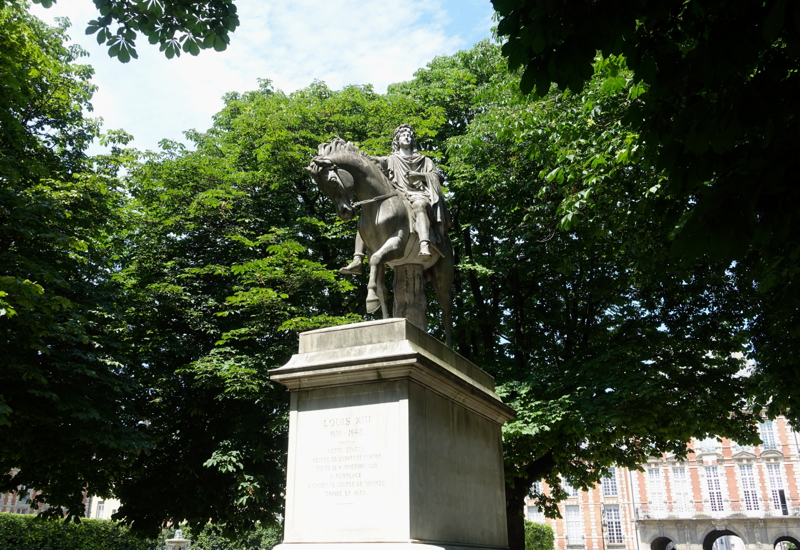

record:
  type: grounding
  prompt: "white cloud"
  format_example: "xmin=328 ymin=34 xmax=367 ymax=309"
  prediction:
xmin=31 ymin=0 xmax=489 ymax=153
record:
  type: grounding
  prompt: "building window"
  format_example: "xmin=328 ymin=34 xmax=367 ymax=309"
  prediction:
xmin=604 ymin=504 xmax=624 ymax=544
xmin=767 ymin=463 xmax=788 ymax=515
xmin=739 ymin=464 xmax=759 ymax=510
xmin=531 ymin=481 xmax=543 ymax=495
xmin=647 ymin=468 xmax=666 ymax=513
xmin=760 ymin=420 xmax=777 ymax=450
xmin=96 ymin=500 xmax=105 ymax=519
xmin=603 ymin=468 xmax=618 ymax=497
xmin=566 ymin=505 xmax=582 ymax=546
xmin=671 ymin=468 xmax=691 ymax=513
xmin=563 ymin=479 xmax=579 ymax=498
xmin=699 ymin=437 xmax=718 ymax=453
xmin=527 ymin=505 xmax=544 ymax=522
xmin=706 ymin=466 xmax=724 ymax=512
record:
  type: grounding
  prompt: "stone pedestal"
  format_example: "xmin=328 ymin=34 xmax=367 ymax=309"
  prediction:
xmin=392 ymin=264 xmax=426 ymax=332
xmin=270 ymin=319 xmax=514 ymax=550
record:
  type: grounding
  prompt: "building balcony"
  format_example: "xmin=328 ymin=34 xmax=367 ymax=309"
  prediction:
xmin=635 ymin=502 xmax=799 ymax=521
xmin=566 ymin=535 xmax=585 ymax=547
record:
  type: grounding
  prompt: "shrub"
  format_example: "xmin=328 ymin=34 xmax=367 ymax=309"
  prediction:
xmin=525 ymin=520 xmax=555 ymax=550
xmin=0 ymin=514 xmax=282 ymax=550
xmin=0 ymin=513 xmax=156 ymax=550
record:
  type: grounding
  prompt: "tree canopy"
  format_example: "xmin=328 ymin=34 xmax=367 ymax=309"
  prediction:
xmin=0 ymin=6 xmax=777 ymax=550
xmin=391 ymin=41 xmax=757 ymax=550
xmin=0 ymin=1 xmax=147 ymax=518
xmin=33 ymin=0 xmax=239 ymax=62
xmin=109 ymin=81 xmax=440 ymax=537
xmin=492 ymin=0 xmax=800 ymax=423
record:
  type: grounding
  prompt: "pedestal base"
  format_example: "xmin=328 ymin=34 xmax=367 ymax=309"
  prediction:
xmin=270 ymin=319 xmax=514 ymax=550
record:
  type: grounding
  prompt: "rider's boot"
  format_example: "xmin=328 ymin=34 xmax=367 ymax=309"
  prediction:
xmin=419 ymin=240 xmax=432 ymax=257
xmin=340 ymin=254 xmax=365 ymax=274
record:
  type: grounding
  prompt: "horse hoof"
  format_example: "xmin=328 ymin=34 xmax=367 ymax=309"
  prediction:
xmin=366 ymin=299 xmax=381 ymax=313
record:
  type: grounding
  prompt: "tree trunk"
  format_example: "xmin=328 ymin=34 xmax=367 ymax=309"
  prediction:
xmin=506 ymin=479 xmax=528 ymax=550
xmin=506 ymin=452 xmax=556 ymax=550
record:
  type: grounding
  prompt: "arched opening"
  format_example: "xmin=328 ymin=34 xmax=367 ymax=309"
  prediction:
xmin=774 ymin=536 xmax=800 ymax=550
xmin=652 ymin=536 xmax=675 ymax=550
xmin=703 ymin=530 xmax=745 ymax=550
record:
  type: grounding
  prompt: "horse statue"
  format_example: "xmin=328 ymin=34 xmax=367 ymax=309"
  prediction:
xmin=305 ymin=137 xmax=454 ymax=347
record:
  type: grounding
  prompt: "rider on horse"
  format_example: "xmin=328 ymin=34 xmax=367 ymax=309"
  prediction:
xmin=340 ymin=124 xmax=449 ymax=274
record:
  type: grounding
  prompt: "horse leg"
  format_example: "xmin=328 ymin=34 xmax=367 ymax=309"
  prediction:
xmin=366 ymin=232 xmax=405 ymax=314
xmin=375 ymin=263 xmax=390 ymax=318
xmin=427 ymin=240 xmax=455 ymax=348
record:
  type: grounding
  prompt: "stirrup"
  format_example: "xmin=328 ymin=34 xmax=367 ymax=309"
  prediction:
xmin=419 ymin=241 xmax=432 ymax=257
xmin=339 ymin=256 xmax=364 ymax=275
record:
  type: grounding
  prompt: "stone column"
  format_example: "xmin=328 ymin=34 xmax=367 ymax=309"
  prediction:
xmin=393 ymin=263 xmax=426 ymax=331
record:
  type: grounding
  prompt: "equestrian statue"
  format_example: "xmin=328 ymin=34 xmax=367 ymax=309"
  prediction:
xmin=305 ymin=124 xmax=454 ymax=347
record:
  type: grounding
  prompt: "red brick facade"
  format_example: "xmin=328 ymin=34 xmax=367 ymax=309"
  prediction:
xmin=525 ymin=417 xmax=800 ymax=550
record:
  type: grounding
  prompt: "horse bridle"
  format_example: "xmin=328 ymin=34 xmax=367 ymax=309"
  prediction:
xmin=317 ymin=158 xmax=398 ymax=210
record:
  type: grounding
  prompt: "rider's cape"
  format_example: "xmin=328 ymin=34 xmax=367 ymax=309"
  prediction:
xmin=382 ymin=153 xmax=451 ymax=246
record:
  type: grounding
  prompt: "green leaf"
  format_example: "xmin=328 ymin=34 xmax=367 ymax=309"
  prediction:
xmin=520 ymin=64 xmax=537 ymax=95
xmin=531 ymin=29 xmax=545 ymax=53
xmin=213 ymin=34 xmax=227 ymax=52
xmin=763 ymin=0 xmax=787 ymax=41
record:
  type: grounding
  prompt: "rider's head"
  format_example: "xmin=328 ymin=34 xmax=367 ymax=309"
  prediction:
xmin=391 ymin=124 xmax=419 ymax=154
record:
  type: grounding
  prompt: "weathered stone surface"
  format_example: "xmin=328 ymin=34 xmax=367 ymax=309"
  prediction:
xmin=270 ymin=319 xmax=514 ymax=550
xmin=392 ymin=264 xmax=426 ymax=332
xmin=306 ymin=126 xmax=454 ymax=346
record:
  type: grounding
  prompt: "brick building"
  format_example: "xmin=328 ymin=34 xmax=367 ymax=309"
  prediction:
xmin=0 ymin=485 xmax=40 ymax=515
xmin=525 ymin=417 xmax=800 ymax=550
xmin=1 ymin=469 xmax=117 ymax=518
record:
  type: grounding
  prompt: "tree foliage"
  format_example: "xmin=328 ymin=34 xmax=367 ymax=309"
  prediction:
xmin=0 ymin=2 xmax=147 ymax=518
xmin=492 ymin=0 xmax=800 ymax=425
xmin=0 ymin=513 xmax=156 ymax=550
xmin=110 ymin=80 xmax=444 ymax=538
xmin=0 ymin=8 xmax=775 ymax=548
xmin=390 ymin=41 xmax=758 ymax=550
xmin=33 ymin=0 xmax=239 ymax=62
xmin=524 ymin=520 xmax=554 ymax=550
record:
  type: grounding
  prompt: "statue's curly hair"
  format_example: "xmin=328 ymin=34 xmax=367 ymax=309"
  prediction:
xmin=391 ymin=124 xmax=419 ymax=154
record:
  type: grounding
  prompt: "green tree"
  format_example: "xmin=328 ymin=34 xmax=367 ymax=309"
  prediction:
xmin=0 ymin=16 xmax=767 ymax=548
xmin=390 ymin=42 xmax=758 ymax=550
xmin=524 ymin=520 xmax=554 ymax=550
xmin=0 ymin=2 xmax=147 ymax=518
xmin=112 ymin=80 xmax=444 ymax=537
xmin=33 ymin=0 xmax=240 ymax=62
xmin=491 ymin=0 xmax=800 ymax=422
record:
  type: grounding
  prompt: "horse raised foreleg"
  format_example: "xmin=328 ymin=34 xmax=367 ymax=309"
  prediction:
xmin=366 ymin=232 xmax=405 ymax=315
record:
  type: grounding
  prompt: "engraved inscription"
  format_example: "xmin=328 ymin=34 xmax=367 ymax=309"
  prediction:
xmin=305 ymin=414 xmax=387 ymax=501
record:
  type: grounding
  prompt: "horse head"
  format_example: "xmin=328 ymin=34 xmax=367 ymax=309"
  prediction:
xmin=305 ymin=156 xmax=356 ymax=221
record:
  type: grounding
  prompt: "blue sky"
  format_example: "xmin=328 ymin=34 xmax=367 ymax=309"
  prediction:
xmin=31 ymin=0 xmax=495 ymax=153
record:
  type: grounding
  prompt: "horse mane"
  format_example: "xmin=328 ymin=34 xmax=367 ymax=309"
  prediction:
xmin=317 ymin=137 xmax=383 ymax=170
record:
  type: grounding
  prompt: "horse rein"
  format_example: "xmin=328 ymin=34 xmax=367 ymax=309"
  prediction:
xmin=351 ymin=191 xmax=398 ymax=209
xmin=322 ymin=161 xmax=398 ymax=210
